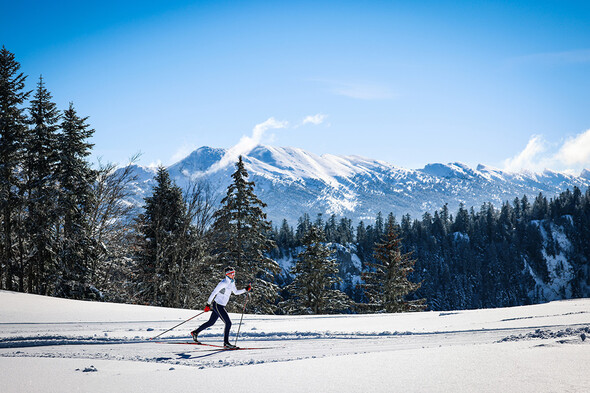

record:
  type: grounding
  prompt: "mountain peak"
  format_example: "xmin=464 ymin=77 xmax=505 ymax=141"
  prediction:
xmin=421 ymin=162 xmax=474 ymax=179
xmin=169 ymin=146 xmax=226 ymax=173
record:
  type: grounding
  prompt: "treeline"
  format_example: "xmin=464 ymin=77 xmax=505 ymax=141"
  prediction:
xmin=1 ymin=47 xmax=101 ymax=297
xmin=407 ymin=189 xmax=590 ymax=310
xmin=0 ymin=47 xmax=221 ymax=308
xmin=271 ymin=187 xmax=590 ymax=310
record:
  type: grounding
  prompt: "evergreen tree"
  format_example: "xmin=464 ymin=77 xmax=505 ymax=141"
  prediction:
xmin=277 ymin=218 xmax=294 ymax=250
xmin=521 ymin=195 xmax=531 ymax=218
xmin=374 ymin=212 xmax=384 ymax=241
xmin=336 ymin=217 xmax=354 ymax=244
xmin=452 ymin=203 xmax=470 ymax=234
xmin=54 ymin=103 xmax=98 ymax=298
xmin=282 ymin=224 xmax=352 ymax=314
xmin=295 ymin=213 xmax=312 ymax=245
xmin=324 ymin=214 xmax=338 ymax=243
xmin=24 ymin=76 xmax=61 ymax=294
xmin=135 ymin=167 xmax=187 ymax=306
xmin=532 ymin=193 xmax=549 ymax=220
xmin=362 ymin=223 xmax=426 ymax=312
xmin=210 ymin=156 xmax=280 ymax=313
xmin=0 ymin=47 xmax=30 ymax=290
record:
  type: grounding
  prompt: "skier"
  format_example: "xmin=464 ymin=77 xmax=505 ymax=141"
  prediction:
xmin=191 ymin=266 xmax=252 ymax=349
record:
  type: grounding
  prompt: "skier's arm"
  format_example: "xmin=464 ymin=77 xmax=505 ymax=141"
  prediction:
xmin=232 ymin=282 xmax=251 ymax=295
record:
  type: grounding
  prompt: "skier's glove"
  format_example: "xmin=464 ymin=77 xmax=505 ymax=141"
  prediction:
xmin=246 ymin=284 xmax=252 ymax=292
xmin=204 ymin=304 xmax=211 ymax=312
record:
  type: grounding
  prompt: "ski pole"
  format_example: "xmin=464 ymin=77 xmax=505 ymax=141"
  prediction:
xmin=150 ymin=310 xmax=207 ymax=340
xmin=234 ymin=293 xmax=250 ymax=346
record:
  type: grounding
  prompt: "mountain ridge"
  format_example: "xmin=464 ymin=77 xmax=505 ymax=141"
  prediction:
xmin=126 ymin=145 xmax=590 ymax=225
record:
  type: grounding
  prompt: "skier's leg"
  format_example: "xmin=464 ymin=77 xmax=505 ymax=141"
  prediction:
xmin=213 ymin=302 xmax=232 ymax=344
xmin=193 ymin=305 xmax=219 ymax=336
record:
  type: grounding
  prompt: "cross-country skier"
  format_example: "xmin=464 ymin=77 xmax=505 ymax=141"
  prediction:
xmin=191 ymin=266 xmax=252 ymax=349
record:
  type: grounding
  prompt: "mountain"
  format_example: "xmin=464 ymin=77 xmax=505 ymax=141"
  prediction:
xmin=125 ymin=145 xmax=590 ymax=225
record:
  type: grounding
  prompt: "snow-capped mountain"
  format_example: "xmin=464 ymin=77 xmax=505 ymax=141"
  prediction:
xmin=126 ymin=145 xmax=590 ymax=225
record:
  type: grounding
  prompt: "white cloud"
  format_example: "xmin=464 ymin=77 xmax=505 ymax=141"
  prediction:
xmin=147 ymin=159 xmax=163 ymax=169
xmin=302 ymin=113 xmax=327 ymax=126
xmin=206 ymin=117 xmax=288 ymax=174
xmin=503 ymin=135 xmax=549 ymax=173
xmin=503 ymin=130 xmax=590 ymax=175
xmin=555 ymin=129 xmax=590 ymax=167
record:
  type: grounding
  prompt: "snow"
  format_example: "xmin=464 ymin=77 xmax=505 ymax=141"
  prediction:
xmin=528 ymin=220 xmax=576 ymax=300
xmin=129 ymin=144 xmax=590 ymax=225
xmin=1 ymin=290 xmax=589 ymax=392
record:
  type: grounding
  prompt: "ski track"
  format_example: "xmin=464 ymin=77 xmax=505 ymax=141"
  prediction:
xmin=2 ymin=319 xmax=589 ymax=370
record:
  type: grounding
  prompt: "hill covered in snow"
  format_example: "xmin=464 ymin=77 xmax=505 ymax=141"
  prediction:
xmin=125 ymin=145 xmax=590 ymax=225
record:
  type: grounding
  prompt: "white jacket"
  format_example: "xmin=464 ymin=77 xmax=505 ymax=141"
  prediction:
xmin=208 ymin=277 xmax=246 ymax=306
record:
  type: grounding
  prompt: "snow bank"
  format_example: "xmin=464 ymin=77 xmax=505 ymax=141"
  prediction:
xmin=1 ymin=291 xmax=589 ymax=393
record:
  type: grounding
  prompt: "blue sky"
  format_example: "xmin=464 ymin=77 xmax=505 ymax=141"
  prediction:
xmin=2 ymin=0 xmax=590 ymax=174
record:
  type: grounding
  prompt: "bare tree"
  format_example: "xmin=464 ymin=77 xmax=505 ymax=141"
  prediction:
xmin=181 ymin=179 xmax=217 ymax=308
xmin=87 ymin=155 xmax=140 ymax=301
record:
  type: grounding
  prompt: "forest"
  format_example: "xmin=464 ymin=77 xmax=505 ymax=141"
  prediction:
xmin=273 ymin=186 xmax=590 ymax=311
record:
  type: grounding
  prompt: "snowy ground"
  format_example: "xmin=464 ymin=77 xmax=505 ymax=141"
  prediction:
xmin=1 ymin=290 xmax=589 ymax=392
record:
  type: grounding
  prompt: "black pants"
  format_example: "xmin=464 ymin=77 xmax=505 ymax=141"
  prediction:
xmin=194 ymin=302 xmax=232 ymax=344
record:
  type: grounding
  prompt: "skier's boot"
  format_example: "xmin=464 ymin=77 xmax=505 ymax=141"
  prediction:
xmin=191 ymin=330 xmax=200 ymax=344
xmin=224 ymin=342 xmax=238 ymax=350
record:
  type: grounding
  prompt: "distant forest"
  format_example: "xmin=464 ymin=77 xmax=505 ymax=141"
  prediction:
xmin=271 ymin=187 xmax=590 ymax=310
xmin=2 ymin=46 xmax=589 ymax=313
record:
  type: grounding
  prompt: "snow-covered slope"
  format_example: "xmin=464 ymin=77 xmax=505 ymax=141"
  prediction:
xmin=128 ymin=145 xmax=590 ymax=224
xmin=1 ymin=291 xmax=589 ymax=393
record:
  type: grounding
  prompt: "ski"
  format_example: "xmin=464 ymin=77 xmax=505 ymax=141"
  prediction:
xmin=155 ymin=341 xmax=271 ymax=350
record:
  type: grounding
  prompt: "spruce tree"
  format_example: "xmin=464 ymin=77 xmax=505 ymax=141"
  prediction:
xmin=135 ymin=167 xmax=188 ymax=307
xmin=282 ymin=224 xmax=352 ymax=314
xmin=0 ymin=47 xmax=30 ymax=290
xmin=277 ymin=218 xmax=294 ymax=250
xmin=55 ymin=103 xmax=98 ymax=298
xmin=295 ymin=213 xmax=312 ymax=246
xmin=210 ymin=156 xmax=280 ymax=313
xmin=324 ymin=214 xmax=337 ymax=243
xmin=24 ymin=76 xmax=61 ymax=294
xmin=336 ymin=217 xmax=354 ymax=244
xmin=362 ymin=223 xmax=426 ymax=313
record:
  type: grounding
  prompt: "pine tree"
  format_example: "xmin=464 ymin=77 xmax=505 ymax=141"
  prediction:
xmin=336 ymin=217 xmax=354 ymax=244
xmin=374 ymin=212 xmax=384 ymax=241
xmin=24 ymin=76 xmax=61 ymax=294
xmin=55 ymin=103 xmax=98 ymax=298
xmin=210 ymin=156 xmax=280 ymax=313
xmin=282 ymin=224 xmax=352 ymax=314
xmin=0 ymin=47 xmax=30 ymax=291
xmin=452 ymin=203 xmax=470 ymax=234
xmin=135 ymin=167 xmax=188 ymax=306
xmin=324 ymin=214 xmax=338 ymax=243
xmin=277 ymin=218 xmax=294 ymax=250
xmin=295 ymin=213 xmax=312 ymax=246
xmin=362 ymin=223 xmax=426 ymax=313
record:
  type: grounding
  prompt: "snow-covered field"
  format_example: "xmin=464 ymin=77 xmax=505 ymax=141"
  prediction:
xmin=1 ymin=290 xmax=589 ymax=392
